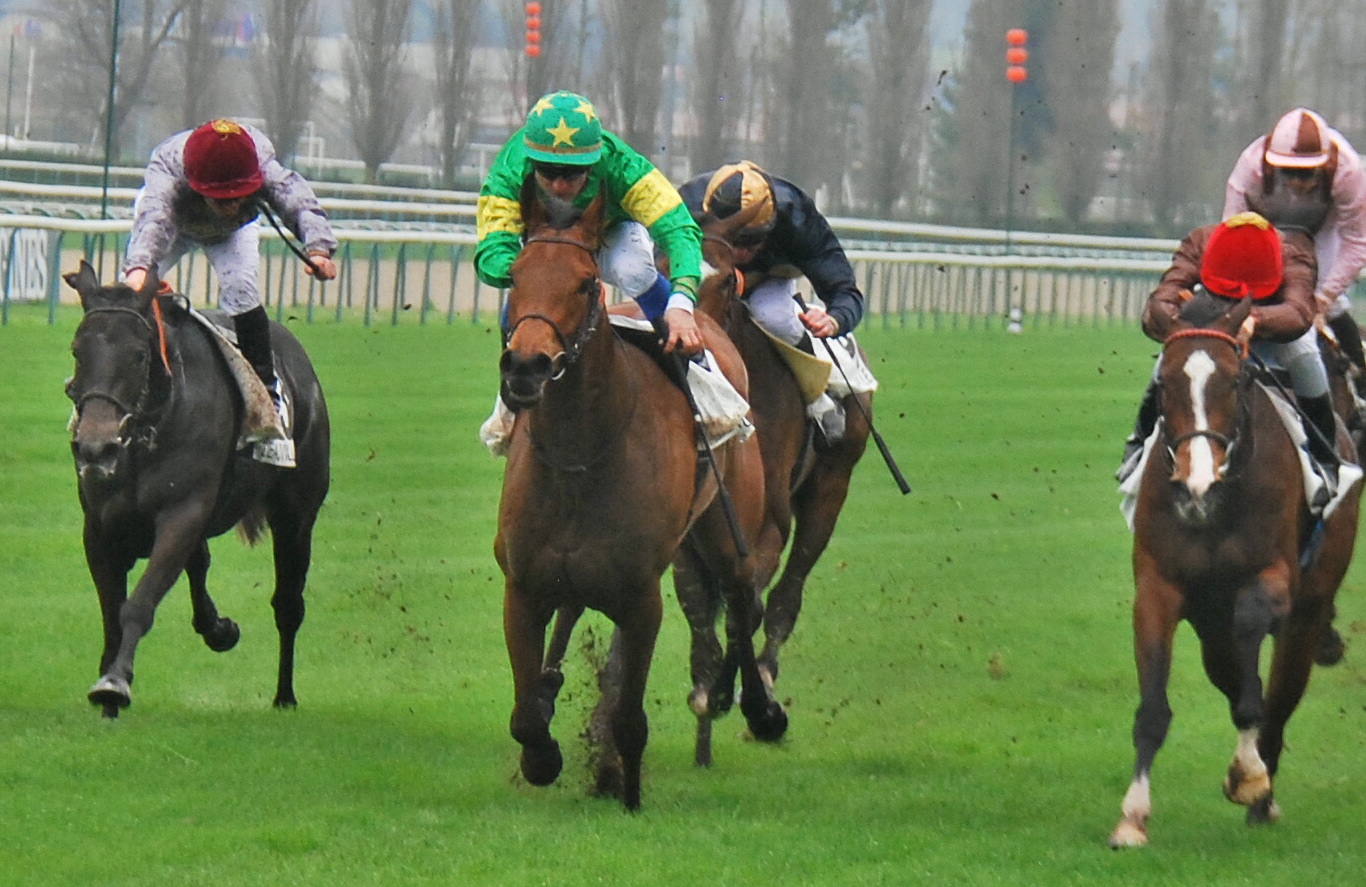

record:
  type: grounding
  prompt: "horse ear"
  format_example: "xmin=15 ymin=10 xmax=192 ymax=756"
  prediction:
xmin=1225 ymin=294 xmax=1254 ymax=332
xmin=62 ymin=260 xmax=101 ymax=311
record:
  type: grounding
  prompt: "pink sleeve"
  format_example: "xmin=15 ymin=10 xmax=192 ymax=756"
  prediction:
xmin=1318 ymin=146 xmax=1366 ymax=299
xmin=1222 ymin=139 xmax=1263 ymax=219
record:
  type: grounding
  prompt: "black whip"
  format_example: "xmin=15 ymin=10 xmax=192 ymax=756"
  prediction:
xmin=795 ymin=295 xmax=911 ymax=495
xmin=257 ymin=199 xmax=325 ymax=276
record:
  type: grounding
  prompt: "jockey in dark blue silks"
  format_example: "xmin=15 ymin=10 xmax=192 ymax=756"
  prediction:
xmin=676 ymin=161 xmax=867 ymax=442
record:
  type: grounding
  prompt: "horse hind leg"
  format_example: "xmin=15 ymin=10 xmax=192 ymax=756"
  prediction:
xmin=267 ymin=505 xmax=318 ymax=708
xmin=673 ymin=544 xmax=730 ymax=767
xmin=187 ymin=540 xmax=241 ymax=653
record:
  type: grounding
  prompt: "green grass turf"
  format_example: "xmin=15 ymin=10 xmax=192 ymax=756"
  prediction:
xmin=1 ymin=304 xmax=1364 ymax=885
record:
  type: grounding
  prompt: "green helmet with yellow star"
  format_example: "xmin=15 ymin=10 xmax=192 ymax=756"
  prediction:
xmin=523 ymin=91 xmax=603 ymax=165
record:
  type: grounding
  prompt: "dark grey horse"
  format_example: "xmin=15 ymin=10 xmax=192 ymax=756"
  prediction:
xmin=64 ymin=261 xmax=330 ymax=718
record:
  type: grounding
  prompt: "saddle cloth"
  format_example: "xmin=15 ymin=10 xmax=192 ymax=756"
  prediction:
xmin=607 ymin=315 xmax=754 ymax=447
xmin=750 ymin=314 xmax=879 ymax=404
xmin=1118 ymin=381 xmax=1364 ymax=530
xmin=183 ymin=308 xmax=288 ymax=449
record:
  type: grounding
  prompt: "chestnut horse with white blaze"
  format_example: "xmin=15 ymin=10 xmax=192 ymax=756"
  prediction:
xmin=1110 ymin=293 xmax=1359 ymax=847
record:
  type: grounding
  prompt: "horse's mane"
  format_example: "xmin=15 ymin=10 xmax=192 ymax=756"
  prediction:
xmin=1179 ymin=287 xmax=1234 ymax=328
xmin=540 ymin=193 xmax=583 ymax=230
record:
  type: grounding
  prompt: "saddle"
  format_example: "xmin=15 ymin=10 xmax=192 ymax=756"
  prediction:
xmin=182 ymin=307 xmax=290 ymax=455
xmin=607 ymin=313 xmax=753 ymax=447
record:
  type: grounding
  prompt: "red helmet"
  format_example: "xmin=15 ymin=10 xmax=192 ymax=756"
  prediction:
xmin=183 ymin=119 xmax=262 ymax=199
xmin=1201 ymin=212 xmax=1283 ymax=301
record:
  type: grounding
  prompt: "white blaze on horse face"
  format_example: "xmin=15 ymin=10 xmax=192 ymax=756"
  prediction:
xmin=1182 ymin=350 xmax=1220 ymax=495
xmin=700 ymin=259 xmax=720 ymax=278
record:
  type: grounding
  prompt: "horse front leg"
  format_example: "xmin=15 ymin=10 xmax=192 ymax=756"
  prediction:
xmin=89 ymin=501 xmax=211 ymax=712
xmin=607 ymin=587 xmax=663 ymax=812
xmin=1109 ymin=559 xmax=1181 ymax=849
xmin=503 ymin=583 xmax=561 ymax=788
xmin=83 ymin=519 xmax=132 ymax=718
xmin=187 ymin=540 xmax=241 ymax=654
xmin=1214 ymin=568 xmax=1287 ymax=815
xmin=758 ymin=454 xmax=856 ymax=690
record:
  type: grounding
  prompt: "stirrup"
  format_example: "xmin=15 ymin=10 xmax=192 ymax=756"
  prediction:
xmin=807 ymin=392 xmax=845 ymax=444
xmin=1115 ymin=440 xmax=1144 ymax=482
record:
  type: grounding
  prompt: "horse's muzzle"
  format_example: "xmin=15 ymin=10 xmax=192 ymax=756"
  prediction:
xmin=499 ymin=349 xmax=561 ymax=410
xmin=71 ymin=409 xmax=130 ymax=484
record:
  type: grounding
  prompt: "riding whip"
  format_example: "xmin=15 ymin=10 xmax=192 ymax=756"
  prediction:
xmin=795 ymin=295 xmax=911 ymax=494
xmin=654 ymin=319 xmax=749 ymax=558
xmin=256 ymin=199 xmax=326 ymax=277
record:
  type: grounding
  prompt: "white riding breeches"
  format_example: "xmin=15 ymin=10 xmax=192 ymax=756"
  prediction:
xmin=598 ymin=221 xmax=658 ymax=299
xmin=159 ymin=220 xmax=264 ymax=316
xmin=1254 ymin=327 xmax=1330 ymax=398
xmin=746 ymin=277 xmax=805 ymax=346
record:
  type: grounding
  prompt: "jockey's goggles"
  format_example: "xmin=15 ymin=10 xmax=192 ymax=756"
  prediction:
xmin=534 ymin=163 xmax=590 ymax=182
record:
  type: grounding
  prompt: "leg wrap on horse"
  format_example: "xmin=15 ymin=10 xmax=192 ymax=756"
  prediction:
xmin=233 ymin=306 xmax=277 ymax=388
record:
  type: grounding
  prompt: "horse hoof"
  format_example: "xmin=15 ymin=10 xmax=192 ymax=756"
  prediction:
xmin=1247 ymin=796 xmax=1282 ymax=825
xmin=1223 ymin=767 xmax=1271 ymax=806
xmin=1315 ymin=626 xmax=1346 ymax=666
xmin=747 ymin=702 xmax=789 ymax=743
xmin=88 ymin=675 xmax=131 ymax=710
xmin=1108 ymin=819 xmax=1148 ymax=849
xmin=202 ymin=618 xmax=241 ymax=653
xmin=520 ymin=740 xmax=563 ymax=786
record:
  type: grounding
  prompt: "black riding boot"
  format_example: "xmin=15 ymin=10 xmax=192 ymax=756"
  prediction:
xmin=1327 ymin=311 xmax=1366 ymax=374
xmin=232 ymin=305 xmax=278 ymax=391
xmin=1116 ymin=379 xmax=1160 ymax=481
xmin=1301 ymin=393 xmax=1341 ymax=471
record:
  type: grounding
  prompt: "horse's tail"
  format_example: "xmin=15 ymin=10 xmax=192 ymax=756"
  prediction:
xmin=235 ymin=504 xmax=269 ymax=547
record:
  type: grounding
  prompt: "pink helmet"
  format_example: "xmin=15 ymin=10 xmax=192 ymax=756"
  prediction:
xmin=1264 ymin=108 xmax=1336 ymax=170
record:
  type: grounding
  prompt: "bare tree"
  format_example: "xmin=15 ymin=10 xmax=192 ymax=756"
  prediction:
xmin=342 ymin=0 xmax=415 ymax=184
xmin=496 ymin=0 xmax=575 ymax=120
xmin=42 ymin=0 xmax=188 ymax=159
xmin=688 ymin=0 xmax=743 ymax=171
xmin=175 ymin=0 xmax=230 ymax=129
xmin=861 ymin=0 xmax=932 ymax=218
xmin=1137 ymin=0 xmax=1223 ymax=231
xmin=255 ymin=0 xmax=321 ymax=164
xmin=771 ymin=0 xmax=837 ymax=193
xmin=431 ymin=0 xmax=480 ymax=189
xmin=602 ymin=0 xmax=667 ymax=156
xmin=928 ymin=0 xmax=1014 ymax=223
xmin=1040 ymin=0 xmax=1119 ymax=224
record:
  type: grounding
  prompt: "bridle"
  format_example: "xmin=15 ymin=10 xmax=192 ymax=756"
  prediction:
xmin=505 ymin=232 xmax=604 ymax=375
xmin=71 ymin=305 xmax=157 ymax=424
xmin=1159 ymin=327 xmax=1247 ymax=459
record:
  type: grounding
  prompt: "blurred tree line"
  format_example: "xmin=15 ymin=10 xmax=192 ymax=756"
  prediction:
xmin=12 ymin=0 xmax=1366 ymax=238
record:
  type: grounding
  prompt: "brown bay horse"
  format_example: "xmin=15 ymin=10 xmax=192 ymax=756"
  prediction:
xmin=1109 ymin=292 xmax=1359 ymax=848
xmin=673 ymin=209 xmax=872 ymax=764
xmin=493 ymin=185 xmax=786 ymax=810
xmin=64 ymin=261 xmax=330 ymax=718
